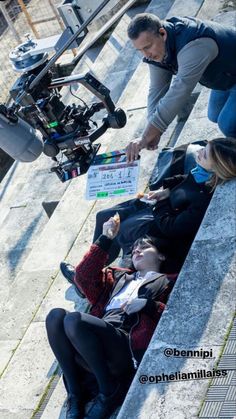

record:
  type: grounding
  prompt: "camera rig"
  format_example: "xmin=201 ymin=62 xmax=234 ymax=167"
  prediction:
xmin=0 ymin=0 xmax=127 ymax=182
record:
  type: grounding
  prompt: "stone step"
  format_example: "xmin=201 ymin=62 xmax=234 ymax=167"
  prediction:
xmin=0 ymin=154 xmax=69 ymax=306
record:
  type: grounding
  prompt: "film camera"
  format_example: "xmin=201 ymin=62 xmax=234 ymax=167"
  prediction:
xmin=0 ymin=0 xmax=127 ymax=182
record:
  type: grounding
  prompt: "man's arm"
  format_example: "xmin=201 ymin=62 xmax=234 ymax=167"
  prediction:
xmin=126 ymin=65 xmax=171 ymax=162
xmin=126 ymin=37 xmax=218 ymax=162
xmin=150 ymin=37 xmax=218 ymax=132
xmin=147 ymin=64 xmax=172 ymax=120
xmin=125 ymin=122 xmax=162 ymax=162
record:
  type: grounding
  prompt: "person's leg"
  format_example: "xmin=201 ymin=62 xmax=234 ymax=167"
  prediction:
xmin=217 ymin=85 xmax=236 ymax=137
xmin=208 ymin=89 xmax=229 ymax=123
xmin=63 ymin=311 xmax=134 ymax=396
xmin=46 ymin=308 xmax=90 ymax=398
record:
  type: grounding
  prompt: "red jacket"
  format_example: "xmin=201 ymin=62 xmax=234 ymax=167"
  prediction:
xmin=75 ymin=235 xmax=177 ymax=365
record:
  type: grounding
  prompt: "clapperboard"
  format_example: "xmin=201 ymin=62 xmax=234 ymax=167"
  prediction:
xmin=86 ymin=149 xmax=140 ymax=200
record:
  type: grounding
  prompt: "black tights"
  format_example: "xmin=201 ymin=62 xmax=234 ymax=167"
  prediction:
xmin=46 ymin=308 xmax=134 ymax=398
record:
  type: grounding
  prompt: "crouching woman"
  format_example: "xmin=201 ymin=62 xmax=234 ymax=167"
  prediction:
xmin=46 ymin=218 xmax=177 ymax=419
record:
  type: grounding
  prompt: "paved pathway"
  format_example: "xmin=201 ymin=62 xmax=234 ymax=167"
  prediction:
xmin=199 ymin=318 xmax=236 ymax=419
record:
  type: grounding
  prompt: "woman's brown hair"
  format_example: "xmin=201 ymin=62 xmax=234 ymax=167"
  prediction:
xmin=207 ymin=137 xmax=236 ymax=190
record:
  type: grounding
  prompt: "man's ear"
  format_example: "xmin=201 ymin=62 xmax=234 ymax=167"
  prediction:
xmin=159 ymin=28 xmax=167 ymax=41
xmin=158 ymin=253 xmax=166 ymax=261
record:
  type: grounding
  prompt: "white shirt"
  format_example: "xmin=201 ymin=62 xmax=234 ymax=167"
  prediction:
xmin=105 ymin=271 xmax=158 ymax=311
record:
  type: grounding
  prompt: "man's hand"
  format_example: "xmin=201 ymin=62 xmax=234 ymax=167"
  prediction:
xmin=125 ymin=138 xmax=142 ymax=163
xmin=121 ymin=298 xmax=147 ymax=315
xmin=126 ymin=123 xmax=161 ymax=162
xmin=102 ymin=214 xmax=120 ymax=239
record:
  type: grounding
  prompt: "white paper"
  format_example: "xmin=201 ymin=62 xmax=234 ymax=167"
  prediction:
xmin=86 ymin=151 xmax=140 ymax=200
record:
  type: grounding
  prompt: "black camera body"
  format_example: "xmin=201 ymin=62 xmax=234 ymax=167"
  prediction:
xmin=7 ymin=62 xmax=126 ymax=182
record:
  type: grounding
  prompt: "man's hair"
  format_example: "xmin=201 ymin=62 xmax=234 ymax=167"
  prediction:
xmin=127 ymin=13 xmax=163 ymax=40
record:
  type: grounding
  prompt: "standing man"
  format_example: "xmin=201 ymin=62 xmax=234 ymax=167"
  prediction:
xmin=126 ymin=13 xmax=236 ymax=161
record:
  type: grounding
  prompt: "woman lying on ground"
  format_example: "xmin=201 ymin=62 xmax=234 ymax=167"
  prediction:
xmin=46 ymin=219 xmax=177 ymax=419
xmin=61 ymin=137 xmax=236 ymax=291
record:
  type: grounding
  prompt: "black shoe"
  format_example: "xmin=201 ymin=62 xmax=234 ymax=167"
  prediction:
xmin=84 ymin=384 xmax=125 ymax=419
xmin=65 ymin=394 xmax=83 ymax=419
xmin=60 ymin=262 xmax=86 ymax=299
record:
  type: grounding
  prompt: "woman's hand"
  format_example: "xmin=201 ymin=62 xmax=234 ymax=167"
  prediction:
xmin=121 ymin=298 xmax=147 ymax=314
xmin=102 ymin=213 xmax=120 ymax=239
xmin=147 ymin=188 xmax=170 ymax=201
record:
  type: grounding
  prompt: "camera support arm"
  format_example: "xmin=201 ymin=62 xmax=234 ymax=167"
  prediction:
xmin=50 ymin=72 xmax=115 ymax=114
xmin=43 ymin=71 xmax=126 ymax=158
